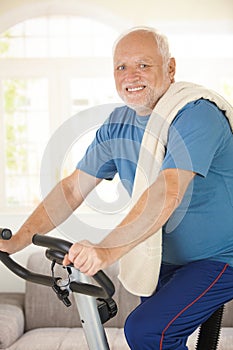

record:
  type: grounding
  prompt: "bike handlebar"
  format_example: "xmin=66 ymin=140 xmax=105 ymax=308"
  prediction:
xmin=0 ymin=251 xmax=55 ymax=287
xmin=0 ymin=232 xmax=115 ymax=299
xmin=32 ymin=234 xmax=115 ymax=299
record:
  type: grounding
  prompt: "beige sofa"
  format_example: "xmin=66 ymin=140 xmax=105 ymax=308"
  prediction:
xmin=0 ymin=251 xmax=233 ymax=350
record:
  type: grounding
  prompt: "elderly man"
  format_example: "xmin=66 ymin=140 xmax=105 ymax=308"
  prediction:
xmin=1 ymin=27 xmax=233 ymax=349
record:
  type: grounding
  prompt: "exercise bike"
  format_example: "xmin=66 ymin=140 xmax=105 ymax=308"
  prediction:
xmin=0 ymin=228 xmax=117 ymax=350
xmin=0 ymin=228 xmax=224 ymax=350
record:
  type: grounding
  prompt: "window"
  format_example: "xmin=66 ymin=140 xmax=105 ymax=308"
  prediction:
xmin=0 ymin=16 xmax=120 ymax=212
xmin=1 ymin=78 xmax=49 ymax=208
xmin=0 ymin=16 xmax=118 ymax=58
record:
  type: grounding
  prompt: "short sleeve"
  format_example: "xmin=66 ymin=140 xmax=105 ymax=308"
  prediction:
xmin=77 ymin=120 xmax=117 ymax=179
xmin=161 ymin=99 xmax=226 ymax=177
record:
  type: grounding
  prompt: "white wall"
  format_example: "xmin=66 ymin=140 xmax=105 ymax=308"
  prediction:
xmin=0 ymin=0 xmax=233 ymax=25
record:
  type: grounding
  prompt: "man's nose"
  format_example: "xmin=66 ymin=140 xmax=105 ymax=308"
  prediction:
xmin=124 ymin=67 xmax=140 ymax=81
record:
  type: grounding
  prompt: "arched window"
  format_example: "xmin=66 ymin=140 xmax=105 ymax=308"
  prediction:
xmin=0 ymin=16 xmax=121 ymax=212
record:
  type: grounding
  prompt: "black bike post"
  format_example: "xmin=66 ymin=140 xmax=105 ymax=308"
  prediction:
xmin=196 ymin=305 xmax=224 ymax=350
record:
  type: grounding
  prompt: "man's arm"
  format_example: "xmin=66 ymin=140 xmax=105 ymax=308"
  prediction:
xmin=64 ymin=168 xmax=195 ymax=275
xmin=0 ymin=169 xmax=101 ymax=254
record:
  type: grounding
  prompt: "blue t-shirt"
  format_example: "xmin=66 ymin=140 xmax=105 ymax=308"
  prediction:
xmin=77 ymin=106 xmax=150 ymax=194
xmin=77 ymin=100 xmax=233 ymax=266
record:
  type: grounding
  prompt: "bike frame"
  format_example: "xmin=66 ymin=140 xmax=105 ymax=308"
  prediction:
xmin=71 ymin=269 xmax=110 ymax=349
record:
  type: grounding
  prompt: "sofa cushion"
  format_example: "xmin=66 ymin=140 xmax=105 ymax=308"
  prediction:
xmin=6 ymin=328 xmax=130 ymax=350
xmin=0 ymin=304 xmax=24 ymax=349
xmin=7 ymin=328 xmax=85 ymax=350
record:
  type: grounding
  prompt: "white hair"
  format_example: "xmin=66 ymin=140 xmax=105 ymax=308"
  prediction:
xmin=113 ymin=26 xmax=171 ymax=68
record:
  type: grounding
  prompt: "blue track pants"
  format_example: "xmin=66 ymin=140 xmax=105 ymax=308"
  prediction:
xmin=124 ymin=260 xmax=233 ymax=350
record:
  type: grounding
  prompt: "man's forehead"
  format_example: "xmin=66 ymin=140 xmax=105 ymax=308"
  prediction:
xmin=114 ymin=55 xmax=157 ymax=65
xmin=113 ymin=33 xmax=161 ymax=61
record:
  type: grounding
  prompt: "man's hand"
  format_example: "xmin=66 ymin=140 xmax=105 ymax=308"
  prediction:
xmin=63 ymin=241 xmax=116 ymax=276
xmin=0 ymin=234 xmax=24 ymax=255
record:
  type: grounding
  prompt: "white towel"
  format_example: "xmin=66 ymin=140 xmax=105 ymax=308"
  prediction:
xmin=118 ymin=81 xmax=233 ymax=296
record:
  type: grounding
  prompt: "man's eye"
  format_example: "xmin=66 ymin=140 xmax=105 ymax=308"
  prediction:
xmin=117 ymin=65 xmax=125 ymax=71
xmin=139 ymin=64 xmax=147 ymax=68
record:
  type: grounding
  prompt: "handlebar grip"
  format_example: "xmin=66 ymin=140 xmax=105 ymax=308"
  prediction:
xmin=0 ymin=228 xmax=12 ymax=240
xmin=32 ymin=234 xmax=72 ymax=253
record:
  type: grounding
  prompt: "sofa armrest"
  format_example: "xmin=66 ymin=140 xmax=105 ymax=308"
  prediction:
xmin=0 ymin=292 xmax=24 ymax=309
xmin=0 ymin=304 xmax=25 ymax=349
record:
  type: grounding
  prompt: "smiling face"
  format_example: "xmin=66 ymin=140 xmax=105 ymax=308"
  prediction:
xmin=113 ymin=30 xmax=175 ymax=116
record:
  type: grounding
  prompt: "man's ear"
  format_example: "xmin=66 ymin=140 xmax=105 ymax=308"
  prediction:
xmin=168 ymin=57 xmax=176 ymax=83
